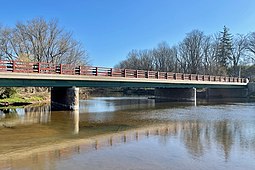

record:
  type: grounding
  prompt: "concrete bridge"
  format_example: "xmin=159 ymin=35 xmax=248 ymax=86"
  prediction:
xmin=0 ymin=60 xmax=251 ymax=110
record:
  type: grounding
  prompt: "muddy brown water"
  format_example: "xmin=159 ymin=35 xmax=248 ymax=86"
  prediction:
xmin=0 ymin=97 xmax=255 ymax=170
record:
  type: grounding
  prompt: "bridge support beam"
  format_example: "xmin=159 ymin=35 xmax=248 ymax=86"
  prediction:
xmin=51 ymin=87 xmax=79 ymax=111
xmin=206 ymin=88 xmax=248 ymax=99
xmin=155 ymin=88 xmax=196 ymax=102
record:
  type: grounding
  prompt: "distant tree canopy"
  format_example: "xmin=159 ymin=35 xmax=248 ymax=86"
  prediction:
xmin=0 ymin=18 xmax=89 ymax=65
xmin=116 ymin=26 xmax=255 ymax=80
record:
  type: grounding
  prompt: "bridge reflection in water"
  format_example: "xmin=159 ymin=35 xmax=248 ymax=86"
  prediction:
xmin=0 ymin=98 xmax=255 ymax=170
xmin=1 ymin=120 xmax=255 ymax=169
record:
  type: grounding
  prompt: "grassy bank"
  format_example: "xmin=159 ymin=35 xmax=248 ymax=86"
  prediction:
xmin=0 ymin=91 xmax=50 ymax=106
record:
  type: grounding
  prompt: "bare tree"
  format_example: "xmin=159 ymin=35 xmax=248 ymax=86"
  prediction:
xmin=230 ymin=34 xmax=248 ymax=76
xmin=0 ymin=27 xmax=17 ymax=60
xmin=247 ymin=32 xmax=255 ymax=63
xmin=202 ymin=35 xmax=217 ymax=75
xmin=0 ymin=25 xmax=3 ymax=60
xmin=115 ymin=42 xmax=177 ymax=72
xmin=153 ymin=42 xmax=176 ymax=72
xmin=138 ymin=50 xmax=154 ymax=70
xmin=178 ymin=30 xmax=204 ymax=74
xmin=0 ymin=18 xmax=88 ymax=65
xmin=115 ymin=50 xmax=140 ymax=69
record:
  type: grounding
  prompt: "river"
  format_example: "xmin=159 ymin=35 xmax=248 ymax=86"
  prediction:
xmin=0 ymin=97 xmax=255 ymax=170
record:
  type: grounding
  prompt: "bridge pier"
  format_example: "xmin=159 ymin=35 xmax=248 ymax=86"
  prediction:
xmin=155 ymin=88 xmax=196 ymax=103
xmin=205 ymin=88 xmax=248 ymax=99
xmin=51 ymin=87 xmax=79 ymax=111
xmin=248 ymin=82 xmax=255 ymax=97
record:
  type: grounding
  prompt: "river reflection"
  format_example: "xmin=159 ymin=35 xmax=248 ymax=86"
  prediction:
xmin=0 ymin=105 xmax=51 ymax=127
xmin=0 ymin=98 xmax=255 ymax=170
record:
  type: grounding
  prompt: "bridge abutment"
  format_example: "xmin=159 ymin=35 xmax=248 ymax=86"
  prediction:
xmin=155 ymin=88 xmax=196 ymax=102
xmin=51 ymin=87 xmax=79 ymax=111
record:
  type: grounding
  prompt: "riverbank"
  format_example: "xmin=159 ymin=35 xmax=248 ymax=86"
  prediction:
xmin=0 ymin=91 xmax=50 ymax=107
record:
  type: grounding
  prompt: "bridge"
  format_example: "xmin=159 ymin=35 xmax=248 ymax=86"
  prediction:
xmin=0 ymin=60 xmax=250 ymax=110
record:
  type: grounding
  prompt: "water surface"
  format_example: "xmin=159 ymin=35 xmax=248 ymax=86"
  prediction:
xmin=0 ymin=97 xmax=255 ymax=170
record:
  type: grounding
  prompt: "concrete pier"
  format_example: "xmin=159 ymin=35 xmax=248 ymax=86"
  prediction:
xmin=205 ymin=88 xmax=248 ymax=99
xmin=51 ymin=87 xmax=79 ymax=111
xmin=73 ymin=109 xmax=79 ymax=134
xmin=248 ymin=82 xmax=255 ymax=97
xmin=155 ymin=88 xmax=196 ymax=102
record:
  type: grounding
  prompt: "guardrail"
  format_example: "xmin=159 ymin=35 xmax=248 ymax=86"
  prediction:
xmin=0 ymin=60 xmax=249 ymax=83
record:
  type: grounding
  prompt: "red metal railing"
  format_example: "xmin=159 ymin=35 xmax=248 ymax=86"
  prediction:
xmin=0 ymin=60 xmax=249 ymax=83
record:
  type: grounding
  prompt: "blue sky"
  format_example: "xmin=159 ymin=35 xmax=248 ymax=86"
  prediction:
xmin=1 ymin=0 xmax=255 ymax=67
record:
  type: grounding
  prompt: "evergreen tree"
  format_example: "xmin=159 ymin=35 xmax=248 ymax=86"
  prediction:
xmin=217 ymin=26 xmax=232 ymax=71
xmin=216 ymin=26 xmax=233 ymax=75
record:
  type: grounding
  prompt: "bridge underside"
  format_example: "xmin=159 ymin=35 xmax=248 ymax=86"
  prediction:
xmin=49 ymin=87 xmax=248 ymax=110
xmin=0 ymin=78 xmax=247 ymax=89
xmin=0 ymin=73 xmax=249 ymax=110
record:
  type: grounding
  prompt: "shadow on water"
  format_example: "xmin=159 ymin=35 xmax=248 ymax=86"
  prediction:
xmin=0 ymin=97 xmax=255 ymax=169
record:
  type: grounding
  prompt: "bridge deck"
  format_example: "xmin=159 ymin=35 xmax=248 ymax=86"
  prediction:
xmin=0 ymin=72 xmax=248 ymax=88
xmin=0 ymin=60 xmax=248 ymax=88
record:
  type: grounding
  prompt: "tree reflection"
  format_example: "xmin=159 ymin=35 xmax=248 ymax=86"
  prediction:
xmin=155 ymin=120 xmax=248 ymax=161
xmin=24 ymin=105 xmax=51 ymax=124
xmin=182 ymin=121 xmax=204 ymax=157
xmin=0 ymin=105 xmax=51 ymax=127
xmin=0 ymin=108 xmax=19 ymax=119
xmin=214 ymin=121 xmax=233 ymax=160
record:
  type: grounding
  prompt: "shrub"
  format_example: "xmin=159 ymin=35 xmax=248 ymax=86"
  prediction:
xmin=0 ymin=87 xmax=17 ymax=99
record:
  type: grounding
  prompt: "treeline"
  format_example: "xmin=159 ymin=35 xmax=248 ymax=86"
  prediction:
xmin=116 ymin=27 xmax=255 ymax=80
xmin=0 ymin=17 xmax=89 ymax=99
xmin=0 ymin=18 xmax=88 ymax=65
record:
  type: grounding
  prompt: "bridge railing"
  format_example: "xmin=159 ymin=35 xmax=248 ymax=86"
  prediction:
xmin=0 ymin=60 xmax=248 ymax=84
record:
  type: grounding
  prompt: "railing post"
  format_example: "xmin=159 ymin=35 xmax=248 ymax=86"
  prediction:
xmin=147 ymin=71 xmax=149 ymax=78
xmin=79 ymin=66 xmax=82 ymax=75
xmin=123 ymin=69 xmax=126 ymax=77
xmin=59 ymin=64 xmax=63 ymax=74
xmin=136 ymin=70 xmax=138 ymax=78
xmin=165 ymin=72 xmax=168 ymax=79
xmin=95 ymin=67 xmax=98 ymax=76
xmin=174 ymin=73 xmax=176 ymax=80
xmin=157 ymin=72 xmax=160 ymax=79
xmin=37 ymin=62 xmax=40 ymax=73
xmin=12 ymin=60 xmax=15 ymax=72
xmin=110 ymin=68 xmax=113 ymax=76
